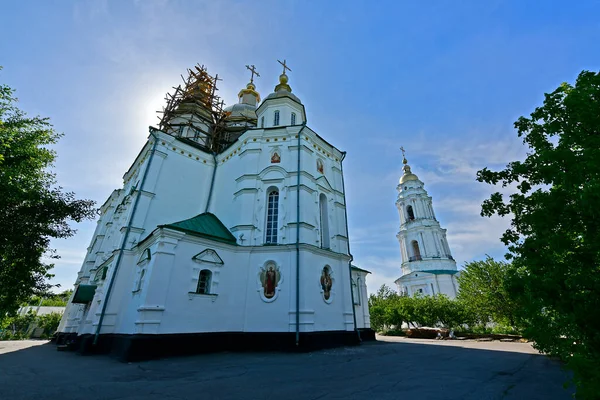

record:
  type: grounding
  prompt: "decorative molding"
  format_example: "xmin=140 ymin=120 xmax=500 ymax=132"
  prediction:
xmin=192 ymin=249 xmax=224 ymax=265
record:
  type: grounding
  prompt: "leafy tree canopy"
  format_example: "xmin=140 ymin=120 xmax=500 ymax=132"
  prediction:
xmin=456 ymin=257 xmax=519 ymax=327
xmin=477 ymin=70 xmax=600 ymax=398
xmin=0 ymin=71 xmax=95 ymax=319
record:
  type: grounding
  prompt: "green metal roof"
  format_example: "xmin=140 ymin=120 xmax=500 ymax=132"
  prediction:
xmin=72 ymin=284 xmax=97 ymax=304
xmin=159 ymin=212 xmax=237 ymax=245
xmin=419 ymin=269 xmax=459 ymax=275
xmin=351 ymin=265 xmax=371 ymax=274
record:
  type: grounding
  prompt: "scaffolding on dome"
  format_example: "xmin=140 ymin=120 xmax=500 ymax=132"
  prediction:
xmin=157 ymin=64 xmax=233 ymax=153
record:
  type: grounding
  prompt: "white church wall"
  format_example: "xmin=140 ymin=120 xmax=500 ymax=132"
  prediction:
xmin=102 ymin=229 xmax=354 ymax=335
xmin=352 ymin=270 xmax=371 ymax=329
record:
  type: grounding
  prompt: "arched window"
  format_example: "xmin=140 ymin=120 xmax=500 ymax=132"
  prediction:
xmin=320 ymin=193 xmax=330 ymax=249
xmin=134 ymin=269 xmax=146 ymax=292
xmin=406 ymin=205 xmax=415 ymax=220
xmin=411 ymin=240 xmax=421 ymax=261
xmin=291 ymin=112 xmax=296 ymax=125
xmin=196 ymin=269 xmax=212 ymax=294
xmin=266 ymin=189 xmax=279 ymax=244
xmin=261 ymin=116 xmax=265 ymax=128
xmin=273 ymin=110 xmax=280 ymax=126
xmin=352 ymin=278 xmax=361 ymax=305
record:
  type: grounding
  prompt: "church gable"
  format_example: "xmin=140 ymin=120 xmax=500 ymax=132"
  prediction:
xmin=192 ymin=249 xmax=224 ymax=265
xmin=316 ymin=175 xmax=334 ymax=192
xmin=159 ymin=212 xmax=237 ymax=245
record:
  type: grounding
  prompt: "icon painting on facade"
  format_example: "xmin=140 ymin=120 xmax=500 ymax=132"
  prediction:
xmin=260 ymin=262 xmax=281 ymax=299
xmin=271 ymin=152 xmax=280 ymax=163
xmin=317 ymin=159 xmax=324 ymax=174
xmin=320 ymin=266 xmax=333 ymax=301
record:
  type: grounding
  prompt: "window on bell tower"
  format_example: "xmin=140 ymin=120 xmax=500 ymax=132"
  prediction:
xmin=291 ymin=112 xmax=296 ymax=125
xmin=261 ymin=116 xmax=265 ymax=128
xmin=274 ymin=110 xmax=280 ymax=126
xmin=407 ymin=205 xmax=415 ymax=221
xmin=411 ymin=240 xmax=421 ymax=261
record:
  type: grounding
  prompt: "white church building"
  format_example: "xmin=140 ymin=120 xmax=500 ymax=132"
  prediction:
xmin=55 ymin=62 xmax=373 ymax=361
xmin=394 ymin=153 xmax=460 ymax=298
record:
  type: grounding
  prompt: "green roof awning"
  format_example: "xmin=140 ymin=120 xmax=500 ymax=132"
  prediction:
xmin=159 ymin=212 xmax=237 ymax=245
xmin=72 ymin=284 xmax=97 ymax=304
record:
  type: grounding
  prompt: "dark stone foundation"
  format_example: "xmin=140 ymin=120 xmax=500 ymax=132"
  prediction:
xmin=54 ymin=329 xmax=372 ymax=362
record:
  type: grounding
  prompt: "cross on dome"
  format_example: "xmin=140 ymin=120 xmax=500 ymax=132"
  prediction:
xmin=274 ymin=59 xmax=293 ymax=92
xmin=277 ymin=59 xmax=292 ymax=74
xmin=400 ymin=146 xmax=408 ymax=164
xmin=245 ymin=64 xmax=260 ymax=84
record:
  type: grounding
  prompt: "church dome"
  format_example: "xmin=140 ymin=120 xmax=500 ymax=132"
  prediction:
xmin=263 ymin=73 xmax=303 ymax=104
xmin=399 ymin=158 xmax=419 ymax=184
xmin=224 ymin=102 xmax=257 ymax=121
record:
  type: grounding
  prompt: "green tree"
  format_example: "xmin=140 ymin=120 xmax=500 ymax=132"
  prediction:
xmin=368 ymin=284 xmax=399 ymax=331
xmin=456 ymin=257 xmax=519 ymax=327
xmin=0 ymin=72 xmax=95 ymax=320
xmin=37 ymin=312 xmax=62 ymax=338
xmin=477 ymin=71 xmax=600 ymax=398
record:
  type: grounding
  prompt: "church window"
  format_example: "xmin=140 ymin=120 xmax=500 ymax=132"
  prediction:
xmin=135 ymin=269 xmax=146 ymax=292
xmin=406 ymin=205 xmax=415 ymax=220
xmin=352 ymin=278 xmax=361 ymax=305
xmin=266 ymin=190 xmax=279 ymax=244
xmin=319 ymin=193 xmax=330 ymax=249
xmin=261 ymin=116 xmax=264 ymax=128
xmin=196 ymin=269 xmax=212 ymax=294
xmin=274 ymin=110 xmax=280 ymax=126
xmin=291 ymin=112 xmax=296 ymax=125
xmin=410 ymin=240 xmax=421 ymax=261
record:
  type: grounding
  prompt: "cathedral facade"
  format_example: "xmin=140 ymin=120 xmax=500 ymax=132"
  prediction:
xmin=56 ymin=63 xmax=372 ymax=361
xmin=394 ymin=154 xmax=460 ymax=298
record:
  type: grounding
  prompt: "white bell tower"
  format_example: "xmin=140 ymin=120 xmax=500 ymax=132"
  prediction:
xmin=394 ymin=149 xmax=459 ymax=298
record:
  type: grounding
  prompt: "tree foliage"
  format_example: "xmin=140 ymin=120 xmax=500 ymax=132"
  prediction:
xmin=0 ymin=73 xmax=96 ymax=319
xmin=477 ymin=71 xmax=600 ymax=398
xmin=368 ymin=285 xmax=473 ymax=332
xmin=457 ymin=257 xmax=519 ymax=327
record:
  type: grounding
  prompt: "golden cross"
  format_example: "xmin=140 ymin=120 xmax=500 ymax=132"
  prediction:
xmin=277 ymin=59 xmax=292 ymax=75
xmin=245 ymin=64 xmax=260 ymax=83
xmin=400 ymin=146 xmax=406 ymax=159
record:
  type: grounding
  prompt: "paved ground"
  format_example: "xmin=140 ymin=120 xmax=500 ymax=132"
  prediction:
xmin=0 ymin=336 xmax=574 ymax=400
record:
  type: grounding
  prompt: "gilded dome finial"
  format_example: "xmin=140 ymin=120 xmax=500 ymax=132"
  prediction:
xmin=400 ymin=146 xmax=408 ymax=164
xmin=399 ymin=146 xmax=419 ymax=184
xmin=275 ymin=59 xmax=292 ymax=92
xmin=238 ymin=65 xmax=261 ymax=105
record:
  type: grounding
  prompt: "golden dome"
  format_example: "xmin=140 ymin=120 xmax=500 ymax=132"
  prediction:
xmin=274 ymin=73 xmax=292 ymax=92
xmin=399 ymin=172 xmax=419 ymax=184
xmin=399 ymin=162 xmax=419 ymax=184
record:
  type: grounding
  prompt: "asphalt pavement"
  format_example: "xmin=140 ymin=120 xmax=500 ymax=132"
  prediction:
xmin=0 ymin=336 xmax=574 ymax=400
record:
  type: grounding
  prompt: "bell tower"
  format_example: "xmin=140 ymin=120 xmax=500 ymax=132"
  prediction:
xmin=394 ymin=148 xmax=459 ymax=298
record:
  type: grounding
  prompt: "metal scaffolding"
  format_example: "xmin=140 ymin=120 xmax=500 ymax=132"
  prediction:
xmin=157 ymin=64 xmax=232 ymax=153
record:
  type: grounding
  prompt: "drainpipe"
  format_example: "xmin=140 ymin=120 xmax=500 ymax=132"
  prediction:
xmin=93 ymin=128 xmax=159 ymax=345
xmin=295 ymin=122 xmax=307 ymax=346
xmin=340 ymin=152 xmax=361 ymax=342
xmin=205 ymin=152 xmax=218 ymax=213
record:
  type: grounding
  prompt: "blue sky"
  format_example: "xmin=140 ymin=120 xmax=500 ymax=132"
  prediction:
xmin=2 ymin=0 xmax=599 ymax=293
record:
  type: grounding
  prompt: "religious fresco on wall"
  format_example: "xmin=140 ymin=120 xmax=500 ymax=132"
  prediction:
xmin=260 ymin=263 xmax=281 ymax=299
xmin=320 ymin=266 xmax=333 ymax=301
xmin=271 ymin=152 xmax=281 ymax=163
xmin=316 ymin=159 xmax=324 ymax=174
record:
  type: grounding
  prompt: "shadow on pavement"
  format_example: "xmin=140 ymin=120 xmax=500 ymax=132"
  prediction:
xmin=0 ymin=339 xmax=574 ymax=400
